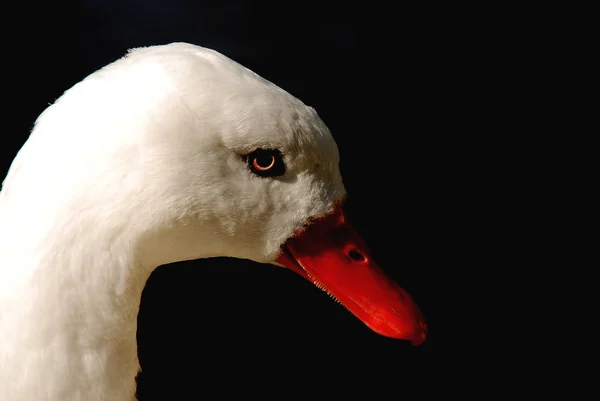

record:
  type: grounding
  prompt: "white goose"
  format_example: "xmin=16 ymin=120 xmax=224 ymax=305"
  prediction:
xmin=0 ymin=42 xmax=426 ymax=401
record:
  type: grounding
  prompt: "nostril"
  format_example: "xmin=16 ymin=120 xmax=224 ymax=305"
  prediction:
xmin=348 ymin=248 xmax=366 ymax=263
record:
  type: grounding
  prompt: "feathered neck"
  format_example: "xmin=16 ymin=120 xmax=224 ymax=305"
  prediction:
xmin=0 ymin=202 xmax=153 ymax=401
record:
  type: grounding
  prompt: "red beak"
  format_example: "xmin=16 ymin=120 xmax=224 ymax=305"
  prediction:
xmin=276 ymin=203 xmax=427 ymax=346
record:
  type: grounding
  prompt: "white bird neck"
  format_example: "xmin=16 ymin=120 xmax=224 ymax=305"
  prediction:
xmin=0 ymin=205 xmax=170 ymax=401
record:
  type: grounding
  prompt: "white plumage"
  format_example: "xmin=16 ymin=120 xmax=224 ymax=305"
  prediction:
xmin=0 ymin=42 xmax=425 ymax=401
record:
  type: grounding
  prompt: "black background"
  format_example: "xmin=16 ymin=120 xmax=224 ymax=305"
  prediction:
xmin=2 ymin=1 xmax=510 ymax=398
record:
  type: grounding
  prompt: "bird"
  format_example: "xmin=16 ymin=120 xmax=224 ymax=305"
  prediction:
xmin=0 ymin=42 xmax=426 ymax=401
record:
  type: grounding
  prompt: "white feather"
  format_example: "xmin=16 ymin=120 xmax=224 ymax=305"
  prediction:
xmin=0 ymin=42 xmax=345 ymax=401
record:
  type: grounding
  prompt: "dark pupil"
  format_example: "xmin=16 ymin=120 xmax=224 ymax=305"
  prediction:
xmin=247 ymin=148 xmax=285 ymax=177
xmin=255 ymin=154 xmax=272 ymax=168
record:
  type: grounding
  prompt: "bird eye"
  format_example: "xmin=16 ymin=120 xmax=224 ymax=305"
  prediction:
xmin=246 ymin=149 xmax=285 ymax=177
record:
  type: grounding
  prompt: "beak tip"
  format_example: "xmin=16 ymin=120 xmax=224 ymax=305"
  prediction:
xmin=411 ymin=327 xmax=427 ymax=346
xmin=412 ymin=320 xmax=428 ymax=346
